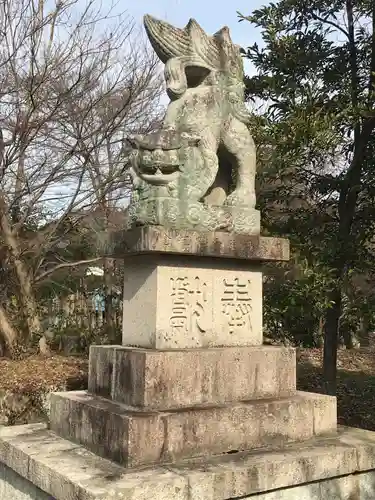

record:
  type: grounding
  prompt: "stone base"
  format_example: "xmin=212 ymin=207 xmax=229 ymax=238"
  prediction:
xmin=245 ymin=474 xmax=375 ymax=499
xmin=245 ymin=473 xmax=375 ymax=499
xmin=88 ymin=345 xmax=297 ymax=409
xmin=2 ymin=424 xmax=375 ymax=499
xmin=0 ymin=461 xmax=51 ymax=500
xmin=49 ymin=390 xmax=336 ymax=467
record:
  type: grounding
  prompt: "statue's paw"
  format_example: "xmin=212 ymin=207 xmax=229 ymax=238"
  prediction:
xmin=225 ymin=189 xmax=256 ymax=208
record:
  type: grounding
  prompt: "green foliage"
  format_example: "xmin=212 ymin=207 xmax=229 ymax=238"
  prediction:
xmin=240 ymin=1 xmax=375 ymax=349
xmin=264 ymin=259 xmax=335 ymax=346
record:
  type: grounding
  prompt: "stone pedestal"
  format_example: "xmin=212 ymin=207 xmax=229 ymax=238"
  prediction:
xmin=122 ymin=256 xmax=263 ymax=348
xmin=117 ymin=226 xmax=289 ymax=350
xmin=2 ymin=227 xmax=375 ymax=499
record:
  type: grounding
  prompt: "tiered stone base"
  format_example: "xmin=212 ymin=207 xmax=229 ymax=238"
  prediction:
xmin=50 ymin=389 xmax=336 ymax=467
xmin=47 ymin=345 xmax=336 ymax=468
xmin=2 ymin=423 xmax=375 ymax=500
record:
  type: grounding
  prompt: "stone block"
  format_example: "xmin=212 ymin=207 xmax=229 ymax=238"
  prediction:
xmin=49 ymin=391 xmax=336 ymax=467
xmin=122 ymin=255 xmax=263 ymax=348
xmin=110 ymin=226 xmax=290 ymax=262
xmin=2 ymin=423 xmax=375 ymax=500
xmin=88 ymin=345 xmax=296 ymax=409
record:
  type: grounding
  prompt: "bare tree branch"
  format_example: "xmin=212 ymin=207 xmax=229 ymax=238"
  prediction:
xmin=35 ymin=257 xmax=101 ymax=283
xmin=0 ymin=0 xmax=162 ymax=350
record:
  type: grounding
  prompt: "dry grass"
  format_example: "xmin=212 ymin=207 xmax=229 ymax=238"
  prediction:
xmin=0 ymin=355 xmax=88 ymax=393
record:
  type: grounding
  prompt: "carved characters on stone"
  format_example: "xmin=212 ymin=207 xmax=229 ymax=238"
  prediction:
xmin=221 ymin=278 xmax=252 ymax=334
xmin=170 ymin=276 xmax=208 ymax=338
xmin=166 ymin=273 xmax=256 ymax=346
xmin=126 ymin=15 xmax=260 ymax=234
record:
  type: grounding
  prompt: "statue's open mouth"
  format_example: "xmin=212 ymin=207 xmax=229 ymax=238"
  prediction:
xmin=139 ymin=158 xmax=180 ymax=174
xmin=139 ymin=163 xmax=181 ymax=175
xmin=138 ymin=168 xmax=180 ymax=186
xmin=128 ymin=129 xmax=185 ymax=186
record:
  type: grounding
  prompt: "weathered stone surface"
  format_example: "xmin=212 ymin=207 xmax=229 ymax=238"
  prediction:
xmin=126 ymin=15 xmax=260 ymax=234
xmin=0 ymin=461 xmax=51 ymax=500
xmin=0 ymin=423 xmax=187 ymax=500
xmin=87 ymin=345 xmax=115 ymax=400
xmin=244 ymin=475 xmax=368 ymax=500
xmin=111 ymin=226 xmax=289 ymax=262
xmin=331 ymin=426 xmax=375 ymax=471
xmin=1 ymin=424 xmax=375 ymax=500
xmin=49 ymin=390 xmax=336 ymax=467
xmin=88 ymin=345 xmax=296 ymax=409
xmin=122 ymin=254 xmax=263 ymax=348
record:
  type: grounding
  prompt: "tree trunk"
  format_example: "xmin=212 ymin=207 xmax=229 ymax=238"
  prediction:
xmin=323 ymin=286 xmax=342 ymax=395
xmin=0 ymin=203 xmax=48 ymax=353
xmin=14 ymin=262 xmax=50 ymax=354
xmin=11 ymin=253 xmax=42 ymax=341
xmin=321 ymin=0 xmax=375 ymax=395
xmin=0 ymin=304 xmax=19 ymax=355
xmin=314 ymin=316 xmax=325 ymax=347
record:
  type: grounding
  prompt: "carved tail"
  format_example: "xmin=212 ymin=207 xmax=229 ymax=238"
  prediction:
xmin=143 ymin=14 xmax=236 ymax=73
xmin=143 ymin=15 xmax=192 ymax=63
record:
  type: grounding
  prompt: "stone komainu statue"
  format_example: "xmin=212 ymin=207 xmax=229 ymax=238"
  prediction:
xmin=126 ymin=15 xmax=260 ymax=234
